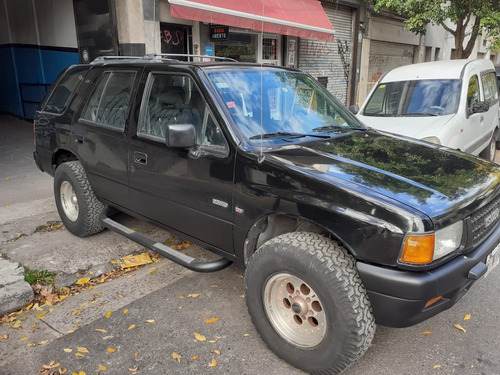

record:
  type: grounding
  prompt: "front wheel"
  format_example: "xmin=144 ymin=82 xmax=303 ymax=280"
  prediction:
xmin=245 ymin=232 xmax=375 ymax=374
xmin=54 ymin=161 xmax=106 ymax=237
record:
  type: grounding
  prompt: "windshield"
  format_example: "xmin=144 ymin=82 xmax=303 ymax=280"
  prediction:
xmin=363 ymin=79 xmax=461 ymax=117
xmin=207 ymin=68 xmax=365 ymax=143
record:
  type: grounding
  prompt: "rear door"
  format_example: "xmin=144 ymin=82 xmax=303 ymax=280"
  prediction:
xmin=71 ymin=66 xmax=141 ymax=208
xmin=128 ymin=68 xmax=235 ymax=252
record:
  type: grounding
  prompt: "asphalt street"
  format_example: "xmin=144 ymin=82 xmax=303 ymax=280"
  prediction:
xmin=1 ymin=115 xmax=499 ymax=375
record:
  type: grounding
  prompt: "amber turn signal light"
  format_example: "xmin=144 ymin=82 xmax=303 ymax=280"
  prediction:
xmin=401 ymin=234 xmax=435 ymax=264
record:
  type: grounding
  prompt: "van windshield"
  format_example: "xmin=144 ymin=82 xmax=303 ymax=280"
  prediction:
xmin=363 ymin=79 xmax=461 ymax=117
xmin=207 ymin=68 xmax=365 ymax=144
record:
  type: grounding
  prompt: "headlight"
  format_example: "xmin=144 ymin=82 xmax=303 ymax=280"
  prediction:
xmin=401 ymin=221 xmax=463 ymax=264
xmin=422 ymin=136 xmax=441 ymax=145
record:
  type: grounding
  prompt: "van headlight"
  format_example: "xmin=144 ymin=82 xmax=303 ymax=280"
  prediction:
xmin=400 ymin=221 xmax=463 ymax=264
xmin=422 ymin=136 xmax=441 ymax=145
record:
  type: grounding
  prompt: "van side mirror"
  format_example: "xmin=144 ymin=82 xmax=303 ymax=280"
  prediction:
xmin=349 ymin=105 xmax=359 ymax=114
xmin=471 ymin=100 xmax=490 ymax=114
xmin=165 ymin=124 xmax=196 ymax=148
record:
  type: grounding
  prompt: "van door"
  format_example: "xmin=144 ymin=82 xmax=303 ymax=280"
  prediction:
xmin=462 ymin=74 xmax=489 ymax=155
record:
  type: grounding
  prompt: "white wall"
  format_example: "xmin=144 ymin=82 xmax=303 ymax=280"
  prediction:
xmin=1 ymin=0 xmax=76 ymax=47
xmin=35 ymin=0 xmax=77 ymax=48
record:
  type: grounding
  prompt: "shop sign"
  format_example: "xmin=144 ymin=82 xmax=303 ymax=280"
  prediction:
xmin=210 ymin=25 xmax=229 ymax=41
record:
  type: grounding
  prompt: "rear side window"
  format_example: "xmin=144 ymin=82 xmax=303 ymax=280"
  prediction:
xmin=43 ymin=68 xmax=87 ymax=114
xmin=481 ymin=71 xmax=498 ymax=105
xmin=82 ymin=71 xmax=136 ymax=130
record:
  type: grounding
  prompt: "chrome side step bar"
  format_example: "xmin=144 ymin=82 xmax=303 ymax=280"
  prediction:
xmin=99 ymin=213 xmax=233 ymax=273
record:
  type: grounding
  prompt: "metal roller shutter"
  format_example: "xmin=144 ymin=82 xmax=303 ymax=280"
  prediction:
xmin=368 ymin=40 xmax=415 ymax=83
xmin=299 ymin=3 xmax=353 ymax=105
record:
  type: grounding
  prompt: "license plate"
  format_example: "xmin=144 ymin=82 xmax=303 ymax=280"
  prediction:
xmin=485 ymin=243 xmax=500 ymax=278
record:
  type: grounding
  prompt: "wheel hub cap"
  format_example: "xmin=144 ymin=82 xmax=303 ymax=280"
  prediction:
xmin=264 ymin=273 xmax=326 ymax=348
xmin=60 ymin=181 xmax=79 ymax=222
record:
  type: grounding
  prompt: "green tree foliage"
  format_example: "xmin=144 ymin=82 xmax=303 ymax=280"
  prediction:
xmin=370 ymin=0 xmax=500 ymax=58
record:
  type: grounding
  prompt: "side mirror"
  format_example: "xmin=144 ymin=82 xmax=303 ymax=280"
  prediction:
xmin=349 ymin=105 xmax=359 ymax=115
xmin=471 ymin=100 xmax=490 ymax=114
xmin=165 ymin=124 xmax=196 ymax=148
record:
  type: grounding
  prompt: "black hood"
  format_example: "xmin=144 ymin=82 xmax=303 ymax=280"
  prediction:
xmin=264 ymin=131 xmax=500 ymax=220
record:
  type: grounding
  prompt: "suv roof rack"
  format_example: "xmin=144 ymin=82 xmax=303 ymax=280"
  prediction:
xmin=91 ymin=54 xmax=238 ymax=65
xmin=145 ymin=53 xmax=238 ymax=62
xmin=91 ymin=56 xmax=146 ymax=64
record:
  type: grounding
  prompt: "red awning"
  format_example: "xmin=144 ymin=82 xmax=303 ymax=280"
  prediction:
xmin=168 ymin=0 xmax=335 ymax=41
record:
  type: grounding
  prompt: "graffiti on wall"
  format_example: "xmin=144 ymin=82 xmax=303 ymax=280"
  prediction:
xmin=369 ymin=48 xmax=414 ymax=82
xmin=299 ymin=39 xmax=351 ymax=104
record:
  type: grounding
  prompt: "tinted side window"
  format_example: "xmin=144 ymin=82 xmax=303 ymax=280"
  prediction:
xmin=43 ymin=69 xmax=86 ymax=114
xmin=481 ymin=71 xmax=498 ymax=105
xmin=82 ymin=71 xmax=136 ymax=130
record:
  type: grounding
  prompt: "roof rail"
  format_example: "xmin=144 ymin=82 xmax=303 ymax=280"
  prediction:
xmin=91 ymin=56 xmax=146 ymax=64
xmin=145 ymin=53 xmax=238 ymax=62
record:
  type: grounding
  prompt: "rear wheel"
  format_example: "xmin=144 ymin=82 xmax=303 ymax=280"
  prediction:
xmin=245 ymin=232 xmax=375 ymax=374
xmin=480 ymin=132 xmax=497 ymax=162
xmin=54 ymin=161 xmax=106 ymax=237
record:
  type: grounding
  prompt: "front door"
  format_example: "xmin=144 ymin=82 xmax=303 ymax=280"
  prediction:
xmin=128 ymin=69 xmax=235 ymax=252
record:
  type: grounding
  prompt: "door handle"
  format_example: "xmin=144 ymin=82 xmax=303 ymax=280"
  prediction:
xmin=134 ymin=151 xmax=148 ymax=165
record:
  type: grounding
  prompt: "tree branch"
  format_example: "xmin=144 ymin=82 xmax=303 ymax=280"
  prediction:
xmin=441 ymin=21 xmax=456 ymax=36
xmin=463 ymin=16 xmax=482 ymax=58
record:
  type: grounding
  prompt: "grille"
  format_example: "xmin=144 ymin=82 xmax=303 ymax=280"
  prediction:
xmin=470 ymin=194 xmax=500 ymax=246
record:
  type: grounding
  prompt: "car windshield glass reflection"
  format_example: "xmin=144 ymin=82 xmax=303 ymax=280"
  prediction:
xmin=207 ymin=69 xmax=365 ymax=144
xmin=364 ymin=79 xmax=461 ymax=117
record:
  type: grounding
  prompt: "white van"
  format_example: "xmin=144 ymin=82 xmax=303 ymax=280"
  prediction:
xmin=354 ymin=59 xmax=500 ymax=160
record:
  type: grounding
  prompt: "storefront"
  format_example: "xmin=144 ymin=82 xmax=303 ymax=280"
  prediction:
xmin=163 ymin=0 xmax=335 ymax=67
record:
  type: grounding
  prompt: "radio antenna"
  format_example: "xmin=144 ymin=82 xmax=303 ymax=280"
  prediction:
xmin=258 ymin=1 xmax=265 ymax=164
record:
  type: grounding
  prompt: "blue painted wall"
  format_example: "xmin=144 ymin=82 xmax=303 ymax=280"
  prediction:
xmin=0 ymin=45 xmax=79 ymax=119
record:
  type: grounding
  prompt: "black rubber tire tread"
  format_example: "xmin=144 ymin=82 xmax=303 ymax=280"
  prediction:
xmin=245 ymin=232 xmax=375 ymax=375
xmin=54 ymin=161 xmax=106 ymax=237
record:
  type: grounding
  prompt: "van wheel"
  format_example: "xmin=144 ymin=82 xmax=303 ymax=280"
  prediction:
xmin=54 ymin=161 xmax=106 ymax=237
xmin=480 ymin=133 xmax=496 ymax=162
xmin=245 ymin=232 xmax=375 ymax=374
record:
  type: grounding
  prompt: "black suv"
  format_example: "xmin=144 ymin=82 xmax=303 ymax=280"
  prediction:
xmin=34 ymin=55 xmax=500 ymax=374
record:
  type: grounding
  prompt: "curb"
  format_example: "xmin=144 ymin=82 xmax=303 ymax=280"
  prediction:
xmin=0 ymin=258 xmax=34 ymax=316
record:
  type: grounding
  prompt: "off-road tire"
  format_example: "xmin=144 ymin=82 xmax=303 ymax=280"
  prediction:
xmin=54 ymin=161 xmax=106 ymax=237
xmin=245 ymin=232 xmax=375 ymax=374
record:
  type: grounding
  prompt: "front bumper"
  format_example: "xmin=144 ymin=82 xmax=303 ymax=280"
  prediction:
xmin=357 ymin=222 xmax=500 ymax=328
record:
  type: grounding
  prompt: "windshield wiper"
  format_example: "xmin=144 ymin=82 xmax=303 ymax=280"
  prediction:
xmin=312 ymin=125 xmax=367 ymax=133
xmin=402 ymin=113 xmax=438 ymax=117
xmin=249 ymin=132 xmax=331 ymax=140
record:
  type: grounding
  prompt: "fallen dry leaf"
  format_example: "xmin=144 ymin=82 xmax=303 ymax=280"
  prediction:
xmin=128 ymin=324 xmax=136 ymax=330
xmin=75 ymin=352 xmax=85 ymax=357
xmin=149 ymin=267 xmax=158 ymax=275
xmin=211 ymin=350 xmax=221 ymax=355
xmin=72 ymin=309 xmax=82 ymax=316
xmin=38 ymin=340 xmax=49 ymax=345
xmin=107 ymin=348 xmax=116 ymax=353
xmin=134 ymin=351 xmax=139 ymax=357
xmin=453 ymin=323 xmax=466 ymax=333
xmin=243 ymin=334 xmax=250 ymax=337
xmin=95 ymin=329 xmax=107 ymax=333
xmin=19 ymin=337 xmax=28 ymax=341
xmin=433 ymin=365 xmax=441 ymax=369
xmin=128 ymin=368 xmax=138 ymax=373
xmin=98 ymin=365 xmax=107 ymax=370
xmin=420 ymin=331 xmax=433 ymax=335
xmin=208 ymin=340 xmax=216 ymax=343
xmin=194 ymin=332 xmax=206 ymax=341
xmin=77 ymin=347 xmax=89 ymax=353
xmin=191 ymin=355 xmax=199 ymax=360
xmin=123 ymin=309 xmax=128 ymax=314
xmin=209 ymin=359 xmax=217 ymax=367
xmin=146 ymin=319 xmax=155 ymax=323
xmin=75 ymin=278 xmax=90 ymax=285
xmin=63 ymin=348 xmax=73 ymax=353
xmin=464 ymin=313 xmax=471 ymax=321
xmin=105 ymin=311 xmax=112 ymax=318
xmin=187 ymin=293 xmax=201 ymax=298
xmin=0 ymin=334 xmax=9 ymax=340
xmin=172 ymin=352 xmax=181 ymax=362
xmin=205 ymin=318 xmax=220 ymax=324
